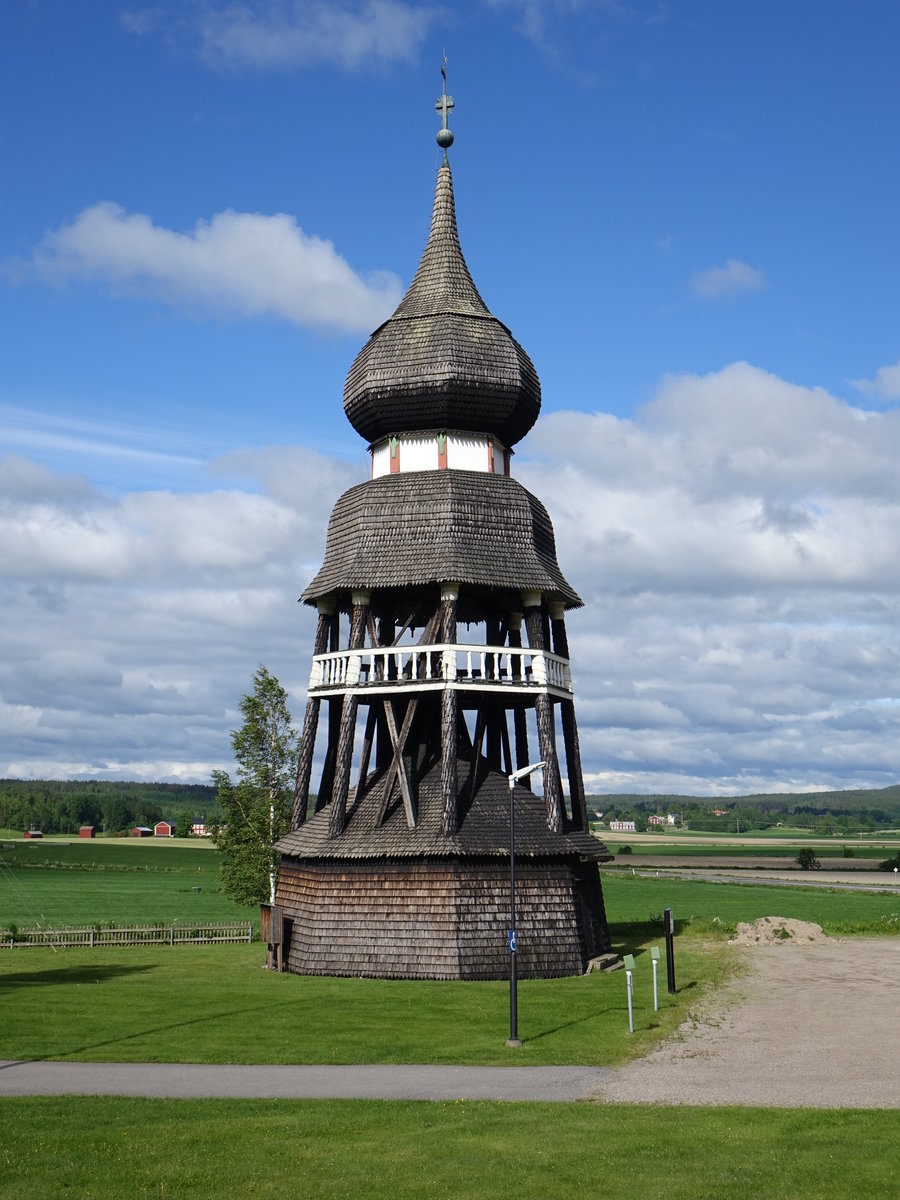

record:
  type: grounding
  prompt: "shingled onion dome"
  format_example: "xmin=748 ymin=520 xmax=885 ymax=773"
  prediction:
xmin=343 ymin=157 xmax=541 ymax=448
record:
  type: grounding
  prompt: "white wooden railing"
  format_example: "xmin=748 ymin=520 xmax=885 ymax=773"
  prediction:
xmin=308 ymin=644 xmax=572 ymax=695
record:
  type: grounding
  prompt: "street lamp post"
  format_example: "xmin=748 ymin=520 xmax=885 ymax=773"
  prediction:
xmin=506 ymin=761 xmax=546 ymax=1048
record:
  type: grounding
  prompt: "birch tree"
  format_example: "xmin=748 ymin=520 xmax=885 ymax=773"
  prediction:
xmin=213 ymin=666 xmax=298 ymax=906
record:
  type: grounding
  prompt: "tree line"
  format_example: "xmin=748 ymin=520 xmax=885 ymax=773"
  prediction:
xmin=0 ymin=779 xmax=218 ymax=836
xmin=591 ymin=790 xmax=900 ymax=834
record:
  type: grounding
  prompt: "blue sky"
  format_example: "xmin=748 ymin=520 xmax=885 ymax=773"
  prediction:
xmin=3 ymin=1 xmax=900 ymax=794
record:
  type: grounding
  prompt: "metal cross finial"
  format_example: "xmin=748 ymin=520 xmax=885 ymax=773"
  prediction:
xmin=436 ymin=56 xmax=454 ymax=151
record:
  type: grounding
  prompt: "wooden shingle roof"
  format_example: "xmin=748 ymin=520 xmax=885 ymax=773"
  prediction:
xmin=301 ymin=470 xmax=582 ymax=607
xmin=343 ymin=160 xmax=541 ymax=448
xmin=275 ymin=758 xmax=611 ymax=862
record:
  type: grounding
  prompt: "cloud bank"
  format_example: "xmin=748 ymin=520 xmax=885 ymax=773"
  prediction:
xmin=34 ymin=203 xmax=403 ymax=335
xmin=5 ymin=362 xmax=900 ymax=793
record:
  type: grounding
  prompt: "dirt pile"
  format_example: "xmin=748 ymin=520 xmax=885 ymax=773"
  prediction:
xmin=729 ymin=915 xmax=831 ymax=945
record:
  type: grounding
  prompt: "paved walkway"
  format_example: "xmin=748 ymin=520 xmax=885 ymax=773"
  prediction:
xmin=0 ymin=1061 xmax=610 ymax=1102
xmin=4 ymin=938 xmax=897 ymax=1108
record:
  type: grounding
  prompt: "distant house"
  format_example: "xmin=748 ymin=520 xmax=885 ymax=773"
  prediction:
xmin=154 ymin=820 xmax=176 ymax=838
xmin=647 ymin=815 xmax=665 ymax=827
xmin=712 ymin=808 xmax=729 ymax=817
xmin=666 ymin=814 xmax=676 ymax=826
xmin=609 ymin=819 xmax=636 ymax=833
xmin=130 ymin=826 xmax=153 ymax=838
xmin=24 ymin=830 xmax=43 ymax=839
xmin=78 ymin=825 xmax=95 ymax=839
xmin=191 ymin=819 xmax=211 ymax=837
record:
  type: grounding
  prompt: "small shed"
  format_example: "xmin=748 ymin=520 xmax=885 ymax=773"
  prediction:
xmin=78 ymin=825 xmax=95 ymax=838
xmin=24 ymin=830 xmax=43 ymax=839
xmin=154 ymin=820 xmax=176 ymax=838
xmin=130 ymin=826 xmax=152 ymax=838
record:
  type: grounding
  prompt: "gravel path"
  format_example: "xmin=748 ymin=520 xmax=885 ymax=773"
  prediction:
xmin=592 ymin=935 xmax=900 ymax=1107
xmin=3 ymin=936 xmax=897 ymax=1107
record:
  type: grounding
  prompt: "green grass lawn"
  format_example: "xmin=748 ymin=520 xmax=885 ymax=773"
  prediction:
xmin=0 ymin=839 xmax=255 ymax=928
xmin=0 ymin=935 xmax=729 ymax=1066
xmin=1 ymin=872 xmax=897 ymax=1067
xmin=1 ymin=1097 xmax=896 ymax=1200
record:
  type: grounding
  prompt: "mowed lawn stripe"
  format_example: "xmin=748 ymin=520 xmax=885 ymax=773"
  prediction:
xmin=0 ymin=1097 xmax=896 ymax=1200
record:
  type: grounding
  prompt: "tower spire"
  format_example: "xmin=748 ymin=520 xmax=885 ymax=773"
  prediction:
xmin=436 ymin=57 xmax=454 ymax=155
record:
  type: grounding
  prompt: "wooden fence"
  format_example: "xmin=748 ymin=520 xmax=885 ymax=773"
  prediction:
xmin=0 ymin=921 xmax=254 ymax=949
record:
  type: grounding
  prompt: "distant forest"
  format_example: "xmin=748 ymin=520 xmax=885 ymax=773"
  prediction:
xmin=590 ymin=785 xmax=900 ymax=834
xmin=3 ymin=778 xmax=900 ymax=837
xmin=0 ymin=779 xmax=219 ymax=836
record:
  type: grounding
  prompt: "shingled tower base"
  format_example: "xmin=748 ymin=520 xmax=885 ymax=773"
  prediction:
xmin=274 ymin=75 xmax=612 ymax=979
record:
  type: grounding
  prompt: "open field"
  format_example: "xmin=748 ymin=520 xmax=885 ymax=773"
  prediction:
xmin=1 ymin=1097 xmax=896 ymax=1200
xmin=603 ymin=872 xmax=900 ymax=935
xmin=605 ymin=842 xmax=892 ymax=860
xmin=3 ymin=870 xmax=899 ymax=1198
xmin=2 ymin=872 xmax=898 ymax=1066
xmin=599 ymin=828 xmax=900 ymax=848
xmin=4 ymin=838 xmax=899 ymax=936
xmin=0 ymin=839 xmax=254 ymax=928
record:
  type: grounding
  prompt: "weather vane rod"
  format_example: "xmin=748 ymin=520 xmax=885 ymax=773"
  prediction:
xmin=436 ymin=56 xmax=454 ymax=153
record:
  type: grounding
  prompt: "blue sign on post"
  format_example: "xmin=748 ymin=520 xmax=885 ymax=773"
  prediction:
xmin=508 ymin=930 xmax=517 ymax=953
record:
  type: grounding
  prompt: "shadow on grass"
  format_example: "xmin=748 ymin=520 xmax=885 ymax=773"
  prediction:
xmin=524 ymin=1005 xmax=617 ymax=1043
xmin=0 ymin=963 xmax=158 ymax=989
xmin=47 ymin=999 xmax=295 ymax=1062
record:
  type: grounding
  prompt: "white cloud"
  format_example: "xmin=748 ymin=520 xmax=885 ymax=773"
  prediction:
xmin=689 ymin=258 xmax=765 ymax=299
xmin=850 ymin=357 xmax=900 ymax=403
xmin=7 ymin=363 xmax=900 ymax=791
xmin=122 ymin=1 xmax=439 ymax=71
xmin=0 ymin=447 xmax=353 ymax=781
xmin=33 ymin=202 xmax=403 ymax=335
xmin=518 ymin=362 xmax=900 ymax=792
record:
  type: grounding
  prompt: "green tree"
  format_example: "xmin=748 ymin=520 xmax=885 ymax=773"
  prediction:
xmin=796 ymin=847 xmax=821 ymax=870
xmin=213 ymin=666 xmax=299 ymax=906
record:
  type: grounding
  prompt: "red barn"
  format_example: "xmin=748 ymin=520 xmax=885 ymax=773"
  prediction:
xmin=154 ymin=820 xmax=176 ymax=838
xmin=130 ymin=826 xmax=152 ymax=838
xmin=79 ymin=825 xmax=95 ymax=838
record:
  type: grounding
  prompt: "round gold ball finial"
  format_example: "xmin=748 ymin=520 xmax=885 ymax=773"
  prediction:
xmin=436 ymin=58 xmax=454 ymax=152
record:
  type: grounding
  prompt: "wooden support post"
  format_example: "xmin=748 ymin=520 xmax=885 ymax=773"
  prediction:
xmin=375 ymin=615 xmax=394 ymax=768
xmin=328 ymin=592 xmax=369 ymax=838
xmin=549 ymin=601 xmax=589 ymax=831
xmin=293 ymin=601 xmax=334 ymax=826
xmin=377 ymin=697 xmax=419 ymax=828
xmin=500 ymin=707 xmax=513 ymax=777
xmin=353 ymin=705 xmax=377 ymax=807
xmin=291 ymin=697 xmax=319 ymax=828
xmin=314 ymin=610 xmax=342 ymax=812
xmin=440 ymin=584 xmax=459 ymax=835
xmin=523 ymin=591 xmax=564 ymax=833
xmin=508 ymin=613 xmax=531 ymax=783
xmin=485 ymin=615 xmax=502 ymax=770
xmin=464 ymin=703 xmax=488 ymax=813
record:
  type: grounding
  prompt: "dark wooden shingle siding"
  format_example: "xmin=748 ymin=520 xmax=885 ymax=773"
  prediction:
xmin=300 ymin=470 xmax=582 ymax=607
xmin=343 ymin=161 xmax=541 ymax=447
xmin=276 ymin=857 xmax=611 ymax=979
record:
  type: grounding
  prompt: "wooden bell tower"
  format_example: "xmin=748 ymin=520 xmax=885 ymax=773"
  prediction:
xmin=275 ymin=72 xmax=612 ymax=979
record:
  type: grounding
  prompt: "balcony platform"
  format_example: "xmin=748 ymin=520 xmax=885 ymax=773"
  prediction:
xmin=307 ymin=643 xmax=572 ymax=700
